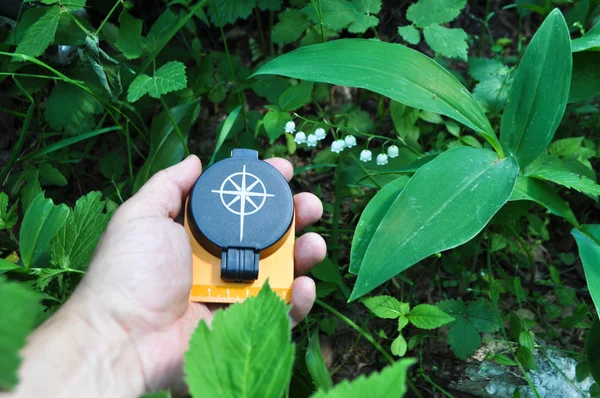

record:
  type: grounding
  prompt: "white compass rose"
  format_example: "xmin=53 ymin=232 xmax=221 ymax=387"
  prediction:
xmin=212 ymin=164 xmax=275 ymax=242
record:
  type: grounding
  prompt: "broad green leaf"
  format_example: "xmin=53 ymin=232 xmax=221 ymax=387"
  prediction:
xmin=350 ymin=147 xmax=518 ymax=300
xmin=0 ymin=193 xmax=17 ymax=230
xmin=115 ymin=11 xmax=143 ymax=59
xmin=208 ymin=0 xmax=255 ymax=26
xmin=408 ymin=304 xmax=454 ymax=329
xmin=391 ymin=334 xmax=408 ymax=357
xmin=50 ymin=192 xmax=110 ymax=270
xmin=272 ymin=9 xmax=310 ymax=45
xmin=134 ymin=102 xmax=200 ymax=192
xmin=466 ymin=300 xmax=499 ymax=333
xmin=499 ymin=9 xmax=572 ymax=168
xmin=398 ymin=25 xmax=421 ymax=45
xmin=0 ymin=278 xmax=41 ymax=389
xmin=44 ymin=83 xmax=104 ymax=135
xmin=15 ymin=6 xmax=61 ymax=60
xmin=423 ymin=25 xmax=468 ymax=61
xmin=310 ymin=358 xmax=415 ymax=398
xmin=569 ymin=52 xmax=600 ymax=103
xmin=586 ymin=317 xmax=600 ymax=384
xmin=20 ymin=193 xmax=69 ymax=269
xmin=127 ymin=61 xmax=188 ymax=103
xmin=350 ymin=177 xmax=408 ymax=274
xmin=252 ymin=39 xmax=500 ymax=153
xmin=406 ymin=0 xmax=467 ymax=27
xmin=524 ymin=153 xmax=600 ymax=197
xmin=306 ymin=329 xmax=333 ymax=391
xmin=362 ymin=295 xmax=408 ymax=319
xmin=572 ymin=225 xmax=600 ymax=316
xmin=301 ymin=0 xmax=360 ymax=31
xmin=184 ymin=284 xmax=293 ymax=398
xmin=278 ymin=81 xmax=313 ymax=111
xmin=263 ymin=109 xmax=291 ymax=143
xmin=572 ymin=22 xmax=600 ymax=52
xmin=447 ymin=317 xmax=480 ymax=359
xmin=210 ymin=106 xmax=241 ymax=165
xmin=510 ymin=176 xmax=578 ymax=226
xmin=0 ymin=258 xmax=21 ymax=275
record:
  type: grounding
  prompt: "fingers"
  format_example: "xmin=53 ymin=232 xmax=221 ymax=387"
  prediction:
xmin=264 ymin=158 xmax=293 ymax=182
xmin=290 ymin=276 xmax=316 ymax=327
xmin=118 ymin=156 xmax=202 ymax=220
xmin=294 ymin=192 xmax=323 ymax=232
xmin=294 ymin=232 xmax=327 ymax=277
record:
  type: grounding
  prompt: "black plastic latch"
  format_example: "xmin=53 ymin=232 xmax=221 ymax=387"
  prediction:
xmin=221 ymin=248 xmax=260 ymax=282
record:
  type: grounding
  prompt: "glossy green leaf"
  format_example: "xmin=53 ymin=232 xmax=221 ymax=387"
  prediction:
xmin=263 ymin=109 xmax=291 ymax=143
xmin=572 ymin=225 xmax=600 ymax=316
xmin=406 ymin=0 xmax=466 ymax=27
xmin=19 ymin=193 xmax=69 ymax=269
xmin=306 ymin=329 xmax=333 ymax=391
xmin=398 ymin=26 xmax=420 ymax=45
xmin=133 ymin=102 xmax=200 ymax=192
xmin=572 ymin=22 xmax=600 ymax=52
xmin=350 ymin=147 xmax=518 ymax=300
xmin=310 ymin=358 xmax=415 ymax=398
xmin=209 ymin=106 xmax=241 ymax=165
xmin=423 ymin=25 xmax=468 ymax=61
xmin=0 ymin=259 xmax=21 ymax=276
xmin=408 ymin=304 xmax=454 ymax=329
xmin=509 ymin=176 xmax=578 ymax=226
xmin=391 ymin=334 xmax=408 ymax=357
xmin=252 ymin=39 xmax=500 ymax=153
xmin=15 ymin=6 xmax=61 ymax=60
xmin=350 ymin=177 xmax=409 ymax=274
xmin=184 ymin=284 xmax=293 ymax=398
xmin=362 ymin=295 xmax=408 ymax=319
xmin=499 ymin=9 xmax=572 ymax=168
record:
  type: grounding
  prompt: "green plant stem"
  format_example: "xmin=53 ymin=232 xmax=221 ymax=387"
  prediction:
xmin=124 ymin=122 xmax=134 ymax=186
xmin=330 ymin=154 xmax=344 ymax=264
xmin=0 ymin=72 xmax=80 ymax=81
xmin=96 ymin=0 xmax=122 ymax=36
xmin=311 ymin=0 xmax=325 ymax=43
xmin=160 ymin=98 xmax=190 ymax=157
xmin=478 ymin=0 xmax=491 ymax=56
xmin=68 ymin=11 xmax=91 ymax=36
xmin=254 ymin=8 xmax=266 ymax=55
xmin=507 ymin=223 xmax=536 ymax=286
xmin=0 ymin=106 xmax=26 ymax=118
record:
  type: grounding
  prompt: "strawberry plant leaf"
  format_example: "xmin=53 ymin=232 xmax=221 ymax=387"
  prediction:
xmin=406 ymin=0 xmax=467 ymax=27
xmin=44 ymin=83 xmax=104 ymax=135
xmin=398 ymin=26 xmax=421 ymax=45
xmin=208 ymin=0 xmax=256 ymax=26
xmin=0 ymin=278 xmax=42 ymax=389
xmin=50 ymin=192 xmax=111 ymax=270
xmin=408 ymin=304 xmax=454 ymax=329
xmin=348 ymin=0 xmax=381 ymax=33
xmin=272 ymin=9 xmax=310 ymax=45
xmin=423 ymin=25 xmax=468 ymax=61
xmin=500 ymin=9 xmax=572 ymax=169
xmin=469 ymin=57 xmax=513 ymax=112
xmin=184 ymin=284 xmax=294 ymax=398
xmin=15 ymin=6 xmax=61 ymax=60
xmin=362 ymin=295 xmax=408 ymax=319
xmin=115 ymin=11 xmax=143 ymax=60
xmin=448 ymin=317 xmax=480 ymax=359
xmin=310 ymin=358 xmax=415 ymax=398
xmin=0 ymin=193 xmax=17 ymax=230
xmin=466 ymin=301 xmax=499 ymax=333
xmin=127 ymin=61 xmax=188 ymax=103
xmin=306 ymin=329 xmax=334 ymax=391
xmin=572 ymin=225 xmax=600 ymax=316
xmin=350 ymin=147 xmax=518 ymax=299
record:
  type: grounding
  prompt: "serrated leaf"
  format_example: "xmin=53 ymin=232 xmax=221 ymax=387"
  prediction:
xmin=0 ymin=193 xmax=17 ymax=230
xmin=548 ymin=137 xmax=584 ymax=157
xmin=310 ymin=358 xmax=415 ymax=398
xmin=391 ymin=334 xmax=408 ymax=357
xmin=572 ymin=225 xmax=600 ymax=316
xmin=127 ymin=61 xmax=187 ymax=103
xmin=272 ymin=9 xmax=310 ymax=45
xmin=398 ymin=26 xmax=421 ymax=45
xmin=0 ymin=278 xmax=41 ymax=389
xmin=41 ymin=0 xmax=86 ymax=8
xmin=408 ymin=304 xmax=454 ymax=329
xmin=469 ymin=57 xmax=513 ymax=113
xmin=437 ymin=298 xmax=467 ymax=316
xmin=257 ymin=0 xmax=282 ymax=11
xmin=352 ymin=0 xmax=382 ymax=14
xmin=19 ymin=193 xmax=69 ymax=269
xmin=448 ymin=318 xmax=480 ymax=359
xmin=44 ymin=83 xmax=104 ymax=135
xmin=115 ymin=11 xmax=143 ymax=59
xmin=50 ymin=192 xmax=110 ymax=270
xmin=348 ymin=15 xmax=379 ymax=34
xmin=301 ymin=0 xmax=360 ymax=31
xmin=406 ymin=0 xmax=467 ymax=27
xmin=500 ymin=9 xmax=572 ymax=169
xmin=263 ymin=109 xmax=291 ymax=144
xmin=423 ymin=25 xmax=468 ymax=61
xmin=184 ymin=284 xmax=294 ymax=398
xmin=362 ymin=295 xmax=408 ymax=319
xmin=467 ymin=301 xmax=499 ymax=333
xmin=208 ymin=0 xmax=255 ymax=26
xmin=306 ymin=329 xmax=333 ymax=391
xmin=15 ymin=6 xmax=61 ymax=60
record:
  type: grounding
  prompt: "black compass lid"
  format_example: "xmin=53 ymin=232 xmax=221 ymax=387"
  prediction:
xmin=187 ymin=149 xmax=294 ymax=282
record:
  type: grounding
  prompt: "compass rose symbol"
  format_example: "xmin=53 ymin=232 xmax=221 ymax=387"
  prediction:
xmin=212 ymin=165 xmax=275 ymax=242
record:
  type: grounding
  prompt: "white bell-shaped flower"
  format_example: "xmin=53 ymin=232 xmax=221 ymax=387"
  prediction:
xmin=306 ymin=134 xmax=318 ymax=147
xmin=359 ymin=149 xmax=372 ymax=162
xmin=284 ymin=121 xmax=296 ymax=134
xmin=387 ymin=145 xmax=399 ymax=158
xmin=331 ymin=139 xmax=346 ymax=153
xmin=344 ymin=135 xmax=357 ymax=148
xmin=294 ymin=131 xmax=307 ymax=144
xmin=315 ymin=127 xmax=327 ymax=141
xmin=376 ymin=153 xmax=389 ymax=166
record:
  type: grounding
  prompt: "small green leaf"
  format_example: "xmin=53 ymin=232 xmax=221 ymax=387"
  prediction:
xmin=406 ymin=0 xmax=467 ymax=27
xmin=15 ymin=6 xmax=61 ymax=60
xmin=398 ymin=26 xmax=421 ymax=45
xmin=519 ymin=331 xmax=535 ymax=352
xmin=301 ymin=0 xmax=360 ymax=31
xmin=20 ymin=193 xmax=69 ymax=269
xmin=423 ymin=25 xmax=468 ymax=61
xmin=145 ymin=9 xmax=179 ymax=53
xmin=391 ymin=334 xmax=408 ymax=357
xmin=208 ymin=0 xmax=255 ymax=26
xmin=44 ymin=83 xmax=104 ymax=135
xmin=499 ymin=9 xmax=572 ymax=168
xmin=448 ymin=318 xmax=480 ymax=359
xmin=310 ymin=358 xmax=415 ymax=398
xmin=210 ymin=106 xmax=241 ymax=165
xmin=492 ymin=353 xmax=518 ymax=366
xmin=306 ymin=329 xmax=333 ymax=391
xmin=38 ymin=163 xmax=67 ymax=187
xmin=272 ymin=9 xmax=310 ymax=45
xmin=548 ymin=137 xmax=584 ymax=157
xmin=362 ymin=295 xmax=408 ymax=319
xmin=127 ymin=61 xmax=188 ymax=103
xmin=397 ymin=315 xmax=409 ymax=331
xmin=469 ymin=57 xmax=513 ymax=112
xmin=184 ymin=284 xmax=294 ymax=398
xmin=348 ymin=0 xmax=381 ymax=34
xmin=0 ymin=193 xmax=17 ymax=230
xmin=408 ymin=304 xmax=454 ymax=329
xmin=263 ymin=109 xmax=291 ymax=144
xmin=0 ymin=278 xmax=42 ymax=389
xmin=517 ymin=346 xmax=538 ymax=370
xmin=278 ymin=81 xmax=313 ymax=112
xmin=572 ymin=225 xmax=600 ymax=316
xmin=115 ymin=11 xmax=143 ymax=59
xmin=50 ymin=192 xmax=111 ymax=270
xmin=311 ymin=256 xmax=343 ymax=284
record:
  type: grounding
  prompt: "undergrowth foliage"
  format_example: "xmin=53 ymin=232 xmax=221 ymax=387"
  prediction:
xmin=1 ymin=0 xmax=600 ymax=396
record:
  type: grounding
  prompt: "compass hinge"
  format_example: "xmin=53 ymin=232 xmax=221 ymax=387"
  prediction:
xmin=221 ymin=248 xmax=259 ymax=283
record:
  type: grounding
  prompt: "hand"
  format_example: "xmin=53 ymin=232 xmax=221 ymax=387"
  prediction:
xmin=11 ymin=156 xmax=326 ymax=397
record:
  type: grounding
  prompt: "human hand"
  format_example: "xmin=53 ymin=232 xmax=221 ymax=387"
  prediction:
xmin=73 ymin=155 xmax=325 ymax=394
